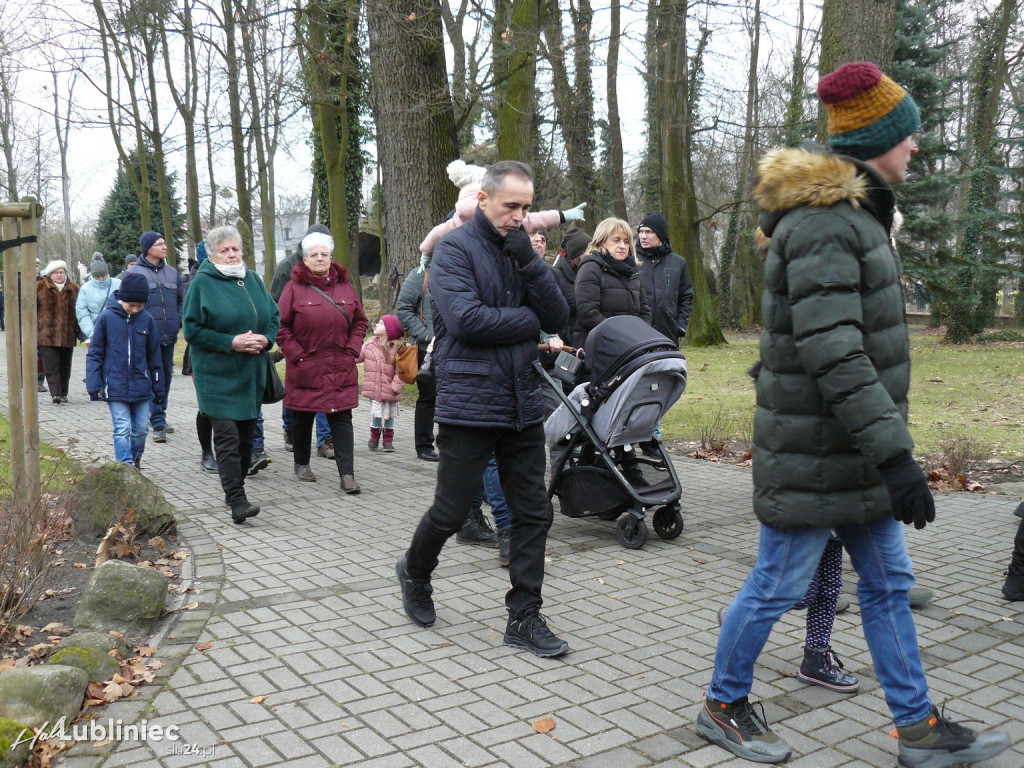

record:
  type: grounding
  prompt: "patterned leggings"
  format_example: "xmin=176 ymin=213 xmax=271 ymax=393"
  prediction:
xmin=793 ymin=539 xmax=844 ymax=649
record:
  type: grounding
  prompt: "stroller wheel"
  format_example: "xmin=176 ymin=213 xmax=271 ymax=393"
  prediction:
xmin=616 ymin=513 xmax=648 ymax=550
xmin=653 ymin=507 xmax=684 ymax=540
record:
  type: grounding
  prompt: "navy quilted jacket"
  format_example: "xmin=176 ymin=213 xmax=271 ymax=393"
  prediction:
xmin=85 ymin=298 xmax=164 ymax=403
xmin=431 ymin=207 xmax=569 ymax=429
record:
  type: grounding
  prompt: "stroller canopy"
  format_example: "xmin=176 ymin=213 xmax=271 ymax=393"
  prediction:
xmin=585 ymin=316 xmax=682 ymax=401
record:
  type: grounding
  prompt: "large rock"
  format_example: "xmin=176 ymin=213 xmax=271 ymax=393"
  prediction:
xmin=70 ymin=462 xmax=176 ymax=540
xmin=47 ymin=646 xmax=120 ymax=684
xmin=0 ymin=717 xmax=32 ymax=768
xmin=73 ymin=561 xmax=168 ymax=640
xmin=0 ymin=666 xmax=88 ymax=731
xmin=57 ymin=631 xmax=128 ymax=658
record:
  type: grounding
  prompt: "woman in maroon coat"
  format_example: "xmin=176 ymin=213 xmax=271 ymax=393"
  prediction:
xmin=277 ymin=231 xmax=368 ymax=493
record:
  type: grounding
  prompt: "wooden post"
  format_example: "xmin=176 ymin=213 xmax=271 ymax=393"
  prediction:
xmin=19 ymin=198 xmax=41 ymax=507
xmin=2 ymin=217 xmax=26 ymax=505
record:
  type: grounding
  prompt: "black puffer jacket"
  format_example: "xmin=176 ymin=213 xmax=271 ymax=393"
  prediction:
xmin=573 ymin=249 xmax=650 ymax=346
xmin=551 ymin=256 xmax=578 ymax=342
xmin=637 ymin=244 xmax=693 ymax=344
xmin=431 ymin=207 xmax=568 ymax=430
xmin=752 ymin=145 xmax=914 ymax=529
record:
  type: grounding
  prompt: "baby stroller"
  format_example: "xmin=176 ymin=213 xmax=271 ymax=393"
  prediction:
xmin=539 ymin=315 xmax=687 ymax=549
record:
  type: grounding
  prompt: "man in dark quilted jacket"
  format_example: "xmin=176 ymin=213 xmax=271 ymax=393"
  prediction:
xmin=396 ymin=160 xmax=570 ymax=657
xmin=695 ymin=62 xmax=1009 ymax=766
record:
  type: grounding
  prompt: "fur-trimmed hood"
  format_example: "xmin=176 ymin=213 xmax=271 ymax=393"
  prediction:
xmin=755 ymin=145 xmax=894 ymax=239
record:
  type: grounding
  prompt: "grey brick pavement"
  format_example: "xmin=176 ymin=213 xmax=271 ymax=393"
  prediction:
xmin=2 ymin=338 xmax=1022 ymax=767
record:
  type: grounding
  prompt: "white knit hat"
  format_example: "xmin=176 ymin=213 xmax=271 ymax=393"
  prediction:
xmin=446 ymin=159 xmax=486 ymax=189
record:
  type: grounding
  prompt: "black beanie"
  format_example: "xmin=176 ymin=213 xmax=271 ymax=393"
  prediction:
xmin=638 ymin=213 xmax=670 ymax=247
xmin=561 ymin=228 xmax=592 ymax=263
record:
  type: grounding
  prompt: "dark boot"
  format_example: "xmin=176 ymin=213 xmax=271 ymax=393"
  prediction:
xmin=200 ymin=452 xmax=218 ymax=473
xmin=317 ymin=437 xmax=335 ymax=459
xmin=382 ymin=428 xmax=395 ymax=453
xmin=1015 ymin=498 xmax=1024 ymax=519
xmin=368 ymin=426 xmax=381 ymax=451
xmin=797 ymin=646 xmax=860 ymax=692
xmin=283 ymin=428 xmax=293 ymax=452
xmin=497 ymin=527 xmax=510 ymax=568
xmin=456 ymin=507 xmax=498 ymax=548
xmin=219 ymin=459 xmax=260 ymax=524
xmin=1002 ymin=516 xmax=1024 ymax=601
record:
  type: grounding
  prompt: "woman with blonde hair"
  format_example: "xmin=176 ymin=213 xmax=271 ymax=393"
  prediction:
xmin=572 ymin=217 xmax=651 ymax=346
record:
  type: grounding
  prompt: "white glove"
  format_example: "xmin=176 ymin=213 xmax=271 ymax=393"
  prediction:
xmin=562 ymin=202 xmax=587 ymax=222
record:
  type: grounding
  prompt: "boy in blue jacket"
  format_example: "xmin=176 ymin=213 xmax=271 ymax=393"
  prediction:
xmin=86 ymin=272 xmax=165 ymax=469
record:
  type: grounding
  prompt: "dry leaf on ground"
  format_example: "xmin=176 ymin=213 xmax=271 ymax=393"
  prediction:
xmin=195 ymin=641 xmax=213 ymax=651
xmin=532 ymin=717 xmax=556 ymax=734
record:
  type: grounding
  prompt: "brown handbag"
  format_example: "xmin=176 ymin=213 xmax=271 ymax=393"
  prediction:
xmin=395 ymin=341 xmax=419 ymax=385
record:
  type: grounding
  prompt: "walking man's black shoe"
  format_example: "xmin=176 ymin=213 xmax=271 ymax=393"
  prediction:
xmin=503 ymin=611 xmax=569 ymax=657
xmin=396 ymin=556 xmax=435 ymax=627
xmin=417 ymin=448 xmax=439 ymax=462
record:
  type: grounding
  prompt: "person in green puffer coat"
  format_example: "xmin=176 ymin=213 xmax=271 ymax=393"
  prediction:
xmin=184 ymin=225 xmax=280 ymax=524
xmin=696 ymin=62 xmax=1009 ymax=768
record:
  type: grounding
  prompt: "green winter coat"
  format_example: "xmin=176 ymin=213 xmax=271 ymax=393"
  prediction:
xmin=183 ymin=260 xmax=280 ymax=421
xmin=752 ymin=146 xmax=914 ymax=529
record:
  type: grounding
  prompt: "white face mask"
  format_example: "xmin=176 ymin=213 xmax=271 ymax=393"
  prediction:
xmin=213 ymin=261 xmax=246 ymax=279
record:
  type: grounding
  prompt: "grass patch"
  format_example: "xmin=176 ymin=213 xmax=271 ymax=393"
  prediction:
xmin=662 ymin=329 xmax=1024 ymax=459
xmin=0 ymin=413 xmax=83 ymax=492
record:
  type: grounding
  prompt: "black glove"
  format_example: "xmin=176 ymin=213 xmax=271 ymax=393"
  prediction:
xmin=89 ymin=392 xmax=101 ymax=402
xmin=878 ymin=453 xmax=935 ymax=530
xmin=504 ymin=228 xmax=537 ymax=269
xmin=153 ymin=395 xmax=165 ymax=406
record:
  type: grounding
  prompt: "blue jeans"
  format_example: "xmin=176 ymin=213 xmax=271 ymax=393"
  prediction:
xmin=471 ymin=454 xmax=510 ymax=530
xmin=282 ymin=406 xmax=330 ymax=446
xmin=252 ymin=410 xmax=265 ymax=452
xmin=707 ymin=516 xmax=931 ymax=726
xmin=149 ymin=344 xmax=174 ymax=429
xmin=109 ymin=400 xmax=149 ymax=465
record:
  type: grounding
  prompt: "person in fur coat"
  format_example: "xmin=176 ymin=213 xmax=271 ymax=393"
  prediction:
xmin=37 ymin=260 xmax=85 ymax=404
xmin=356 ymin=314 xmax=404 ymax=452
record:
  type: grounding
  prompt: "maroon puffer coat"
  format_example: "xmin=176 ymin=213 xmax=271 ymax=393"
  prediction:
xmin=356 ymin=336 xmax=404 ymax=403
xmin=277 ymin=261 xmax=368 ymax=412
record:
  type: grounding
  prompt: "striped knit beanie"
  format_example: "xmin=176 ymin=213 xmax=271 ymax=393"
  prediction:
xmin=818 ymin=62 xmax=920 ymax=161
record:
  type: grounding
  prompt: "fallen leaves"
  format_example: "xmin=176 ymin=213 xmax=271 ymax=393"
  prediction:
xmin=532 ymin=717 xmax=556 ymax=734
xmin=927 ymin=467 xmax=986 ymax=493
xmin=250 ymin=695 xmax=268 ymax=704
xmin=195 ymin=641 xmax=214 ymax=652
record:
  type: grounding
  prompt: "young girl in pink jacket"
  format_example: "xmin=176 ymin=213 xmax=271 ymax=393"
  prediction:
xmin=357 ymin=314 xmax=405 ymax=452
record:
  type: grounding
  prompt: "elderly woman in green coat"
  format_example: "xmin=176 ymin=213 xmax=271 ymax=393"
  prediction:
xmin=183 ymin=225 xmax=280 ymax=524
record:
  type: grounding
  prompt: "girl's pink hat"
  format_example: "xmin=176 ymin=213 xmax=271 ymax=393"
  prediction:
xmin=381 ymin=314 xmax=403 ymax=341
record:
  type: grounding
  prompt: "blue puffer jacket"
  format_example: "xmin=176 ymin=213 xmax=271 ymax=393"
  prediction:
xmin=126 ymin=258 xmax=184 ymax=345
xmin=86 ymin=297 xmax=165 ymax=403
xmin=432 ymin=206 xmax=569 ymax=429
xmin=76 ymin=276 xmax=121 ymax=339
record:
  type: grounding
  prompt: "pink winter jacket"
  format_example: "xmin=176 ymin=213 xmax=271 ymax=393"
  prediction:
xmin=356 ymin=336 xmax=404 ymax=403
xmin=418 ymin=186 xmax=563 ymax=255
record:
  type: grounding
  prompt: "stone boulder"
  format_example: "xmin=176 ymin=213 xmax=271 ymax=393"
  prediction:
xmin=57 ymin=631 xmax=128 ymax=658
xmin=73 ymin=561 xmax=168 ymax=640
xmin=0 ymin=717 xmax=32 ymax=768
xmin=0 ymin=666 xmax=88 ymax=730
xmin=47 ymin=646 xmax=120 ymax=684
xmin=70 ymin=462 xmax=176 ymax=540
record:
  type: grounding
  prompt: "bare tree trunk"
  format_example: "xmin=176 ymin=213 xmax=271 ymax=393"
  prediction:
xmin=202 ymin=43 xmax=217 ymax=228
xmin=782 ymin=0 xmax=807 ymax=147
xmin=719 ymin=0 xmax=760 ymax=327
xmin=656 ymin=0 xmax=724 ymax=346
xmin=496 ymin=0 xmax=540 ymax=163
xmin=365 ymin=0 xmax=458 ymax=309
xmin=141 ymin=33 xmax=177 ymax=267
xmin=606 ymin=0 xmax=626 ymax=218
xmin=221 ymin=0 xmax=256 ymax=266
xmin=50 ymin=67 xmax=76 ymax=263
xmin=818 ymin=0 xmax=899 ymax=139
xmin=0 ymin=55 xmax=18 ymax=199
xmin=161 ymin=0 xmax=202 ymax=260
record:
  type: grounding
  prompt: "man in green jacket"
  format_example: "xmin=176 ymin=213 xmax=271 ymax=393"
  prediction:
xmin=695 ymin=62 xmax=1009 ymax=767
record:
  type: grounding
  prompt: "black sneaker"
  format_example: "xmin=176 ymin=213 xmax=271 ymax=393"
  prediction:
xmin=896 ymin=705 xmax=1009 ymax=767
xmin=639 ymin=439 xmax=661 ymax=459
xmin=248 ymin=450 xmax=271 ymax=476
xmin=152 ymin=428 xmax=167 ymax=442
xmin=696 ymin=696 xmax=792 ymax=764
xmin=503 ymin=611 xmax=569 ymax=657
xmin=797 ymin=646 xmax=860 ymax=693
xmin=456 ymin=510 xmax=498 ymax=548
xmin=396 ymin=556 xmax=435 ymax=627
xmin=497 ymin=528 xmax=510 ymax=568
xmin=164 ymin=424 xmax=175 ymax=434
xmin=1001 ymin=563 xmax=1024 ymax=601
xmin=200 ymin=453 xmax=218 ymax=473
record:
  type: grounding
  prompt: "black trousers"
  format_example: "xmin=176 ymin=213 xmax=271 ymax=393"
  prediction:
xmin=292 ymin=409 xmax=354 ymax=475
xmin=414 ymin=344 xmax=436 ymax=452
xmin=406 ymin=422 xmax=550 ymax=617
xmin=39 ymin=346 xmax=74 ymax=398
xmin=210 ymin=416 xmax=256 ymax=503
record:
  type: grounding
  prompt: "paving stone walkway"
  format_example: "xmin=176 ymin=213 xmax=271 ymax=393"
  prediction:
xmin=2 ymin=338 xmax=1022 ymax=768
